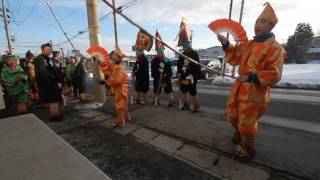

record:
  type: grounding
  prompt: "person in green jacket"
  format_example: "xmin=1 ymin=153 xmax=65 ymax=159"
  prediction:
xmin=1 ymin=55 xmax=29 ymax=114
xmin=65 ymin=56 xmax=76 ymax=98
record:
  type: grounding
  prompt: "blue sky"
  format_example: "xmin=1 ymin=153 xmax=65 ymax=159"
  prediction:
xmin=1 ymin=0 xmax=320 ymax=57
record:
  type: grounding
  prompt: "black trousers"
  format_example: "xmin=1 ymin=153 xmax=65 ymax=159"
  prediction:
xmin=72 ymin=78 xmax=86 ymax=98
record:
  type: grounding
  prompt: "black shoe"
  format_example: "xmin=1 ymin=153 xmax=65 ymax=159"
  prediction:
xmin=168 ymin=101 xmax=176 ymax=107
xmin=234 ymin=151 xmax=256 ymax=162
xmin=232 ymin=133 xmax=241 ymax=145
xmin=50 ymin=116 xmax=64 ymax=122
xmin=181 ymin=104 xmax=190 ymax=111
xmin=193 ymin=104 xmax=200 ymax=112
xmin=135 ymin=99 xmax=141 ymax=104
xmin=233 ymin=145 xmax=256 ymax=162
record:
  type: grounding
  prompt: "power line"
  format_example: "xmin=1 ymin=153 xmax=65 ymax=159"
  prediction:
xmin=34 ymin=4 xmax=86 ymax=30
xmin=19 ymin=0 xmax=41 ymax=22
xmin=45 ymin=0 xmax=77 ymax=51
xmin=55 ymin=11 xmax=113 ymax=46
xmin=12 ymin=0 xmax=24 ymax=24
xmin=55 ymin=0 xmax=145 ymax=46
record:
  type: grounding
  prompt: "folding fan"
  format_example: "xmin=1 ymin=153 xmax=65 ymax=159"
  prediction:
xmin=87 ymin=46 xmax=112 ymax=74
xmin=208 ymin=19 xmax=248 ymax=42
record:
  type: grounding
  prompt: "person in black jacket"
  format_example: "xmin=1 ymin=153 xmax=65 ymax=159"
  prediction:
xmin=33 ymin=43 xmax=63 ymax=121
xmin=151 ymin=47 xmax=175 ymax=106
xmin=51 ymin=51 xmax=62 ymax=68
xmin=133 ymin=50 xmax=149 ymax=105
xmin=177 ymin=41 xmax=201 ymax=111
xmin=72 ymin=57 xmax=87 ymax=103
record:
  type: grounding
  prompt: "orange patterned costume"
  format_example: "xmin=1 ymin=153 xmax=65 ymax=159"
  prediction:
xmin=225 ymin=36 xmax=286 ymax=136
xmin=87 ymin=46 xmax=130 ymax=127
xmin=221 ymin=2 xmax=286 ymax=160
xmin=105 ymin=63 xmax=130 ymax=127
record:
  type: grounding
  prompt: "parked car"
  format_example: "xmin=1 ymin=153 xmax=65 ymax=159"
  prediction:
xmin=200 ymin=59 xmax=222 ymax=79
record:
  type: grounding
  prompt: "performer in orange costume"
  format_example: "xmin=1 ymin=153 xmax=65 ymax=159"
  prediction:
xmin=217 ymin=3 xmax=286 ymax=161
xmin=101 ymin=48 xmax=130 ymax=128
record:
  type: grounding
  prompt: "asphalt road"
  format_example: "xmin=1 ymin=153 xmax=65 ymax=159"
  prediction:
xmin=87 ymin=78 xmax=320 ymax=124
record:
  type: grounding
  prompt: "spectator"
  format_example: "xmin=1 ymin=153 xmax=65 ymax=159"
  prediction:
xmin=65 ymin=56 xmax=76 ymax=98
xmin=52 ymin=51 xmax=62 ymax=68
xmin=33 ymin=43 xmax=64 ymax=121
xmin=1 ymin=55 xmax=29 ymax=114
xmin=22 ymin=51 xmax=37 ymax=102
xmin=72 ymin=57 xmax=87 ymax=103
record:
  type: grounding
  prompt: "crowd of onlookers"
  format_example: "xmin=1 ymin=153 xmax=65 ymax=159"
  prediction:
xmin=0 ymin=43 xmax=87 ymax=121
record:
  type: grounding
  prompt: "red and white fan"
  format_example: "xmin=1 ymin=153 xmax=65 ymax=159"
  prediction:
xmin=208 ymin=18 xmax=248 ymax=42
xmin=87 ymin=46 xmax=112 ymax=74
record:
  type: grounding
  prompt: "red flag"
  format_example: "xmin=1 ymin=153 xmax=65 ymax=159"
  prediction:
xmin=135 ymin=29 xmax=153 ymax=51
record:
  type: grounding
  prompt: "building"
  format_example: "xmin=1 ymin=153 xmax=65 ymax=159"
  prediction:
xmin=196 ymin=46 xmax=224 ymax=59
xmin=311 ymin=35 xmax=320 ymax=48
xmin=307 ymin=36 xmax=320 ymax=63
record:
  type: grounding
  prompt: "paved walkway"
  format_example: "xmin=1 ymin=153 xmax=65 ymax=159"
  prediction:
xmin=71 ymin=99 xmax=315 ymax=180
xmin=129 ymin=105 xmax=320 ymax=180
xmin=0 ymin=114 xmax=111 ymax=180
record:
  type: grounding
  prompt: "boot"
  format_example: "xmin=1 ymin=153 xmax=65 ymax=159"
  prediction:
xmin=193 ymin=103 xmax=200 ymax=112
xmin=168 ymin=100 xmax=176 ymax=107
xmin=112 ymin=110 xmax=126 ymax=128
xmin=232 ymin=126 xmax=241 ymax=144
xmin=234 ymin=135 xmax=256 ymax=162
xmin=181 ymin=103 xmax=190 ymax=110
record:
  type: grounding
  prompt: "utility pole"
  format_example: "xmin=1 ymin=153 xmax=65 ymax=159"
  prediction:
xmin=231 ymin=0 xmax=245 ymax=77
xmin=1 ymin=0 xmax=12 ymax=52
xmin=60 ymin=48 xmax=65 ymax=62
xmin=112 ymin=0 xmax=119 ymax=48
xmin=239 ymin=0 xmax=245 ymax=25
xmin=86 ymin=0 xmax=106 ymax=103
xmin=222 ymin=0 xmax=233 ymax=78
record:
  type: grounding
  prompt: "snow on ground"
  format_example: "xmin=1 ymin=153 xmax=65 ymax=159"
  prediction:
xmin=276 ymin=64 xmax=320 ymax=89
xmin=212 ymin=76 xmax=235 ymax=86
xmin=212 ymin=64 xmax=320 ymax=89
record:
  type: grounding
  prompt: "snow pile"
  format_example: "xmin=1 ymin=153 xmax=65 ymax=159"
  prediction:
xmin=74 ymin=102 xmax=104 ymax=110
xmin=276 ymin=64 xmax=320 ymax=89
xmin=212 ymin=64 xmax=320 ymax=89
xmin=212 ymin=76 xmax=235 ymax=85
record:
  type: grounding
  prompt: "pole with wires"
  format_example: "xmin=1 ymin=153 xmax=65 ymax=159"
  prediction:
xmin=112 ymin=0 xmax=119 ymax=48
xmin=222 ymin=0 xmax=233 ymax=78
xmin=1 ymin=0 xmax=12 ymax=52
xmin=86 ymin=0 xmax=107 ymax=103
xmin=45 ymin=0 xmax=77 ymax=52
xmin=101 ymin=0 xmax=232 ymax=78
xmin=231 ymin=0 xmax=245 ymax=77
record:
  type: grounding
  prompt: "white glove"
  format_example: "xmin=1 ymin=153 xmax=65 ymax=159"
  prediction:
xmin=182 ymin=67 xmax=187 ymax=73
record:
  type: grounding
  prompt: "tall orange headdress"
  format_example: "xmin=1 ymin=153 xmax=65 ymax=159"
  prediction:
xmin=257 ymin=2 xmax=278 ymax=27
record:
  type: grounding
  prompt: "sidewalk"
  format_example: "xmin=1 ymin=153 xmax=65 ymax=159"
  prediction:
xmin=0 ymin=114 xmax=111 ymax=180
xmin=127 ymin=105 xmax=320 ymax=180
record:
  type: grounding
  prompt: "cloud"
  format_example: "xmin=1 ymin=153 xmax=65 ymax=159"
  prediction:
xmin=122 ymin=0 xmax=320 ymax=44
xmin=9 ymin=0 xmax=319 ymax=55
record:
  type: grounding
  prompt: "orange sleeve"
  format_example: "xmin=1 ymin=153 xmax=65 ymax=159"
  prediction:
xmin=225 ymin=42 xmax=247 ymax=66
xmin=257 ymin=46 xmax=286 ymax=88
xmin=106 ymin=65 xmax=127 ymax=86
